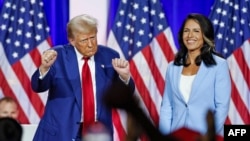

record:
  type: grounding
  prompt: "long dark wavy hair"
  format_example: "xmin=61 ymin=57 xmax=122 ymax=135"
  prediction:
xmin=174 ymin=13 xmax=223 ymax=67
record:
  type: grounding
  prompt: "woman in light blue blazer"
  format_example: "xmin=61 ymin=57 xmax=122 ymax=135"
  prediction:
xmin=159 ymin=13 xmax=231 ymax=137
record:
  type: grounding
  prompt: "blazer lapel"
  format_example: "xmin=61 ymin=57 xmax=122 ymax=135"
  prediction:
xmin=172 ymin=65 xmax=185 ymax=101
xmin=190 ymin=62 xmax=209 ymax=98
xmin=95 ymin=62 xmax=106 ymax=117
xmin=94 ymin=52 xmax=114 ymax=117
xmin=64 ymin=45 xmax=82 ymax=110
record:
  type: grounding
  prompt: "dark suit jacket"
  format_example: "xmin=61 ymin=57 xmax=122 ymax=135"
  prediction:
xmin=31 ymin=44 xmax=135 ymax=141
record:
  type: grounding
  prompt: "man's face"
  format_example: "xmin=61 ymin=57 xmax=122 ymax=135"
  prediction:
xmin=0 ymin=101 xmax=19 ymax=120
xmin=69 ymin=32 xmax=98 ymax=58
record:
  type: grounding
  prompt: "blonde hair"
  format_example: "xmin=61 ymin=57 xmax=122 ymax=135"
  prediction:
xmin=67 ymin=14 xmax=98 ymax=39
xmin=203 ymin=35 xmax=215 ymax=51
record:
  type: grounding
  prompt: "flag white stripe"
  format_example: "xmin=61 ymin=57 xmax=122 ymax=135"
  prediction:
xmin=0 ymin=43 xmax=40 ymax=123
xmin=37 ymin=40 xmax=52 ymax=54
xmin=228 ymin=53 xmax=249 ymax=110
xmin=135 ymin=88 xmax=152 ymax=122
xmin=132 ymin=52 xmax=162 ymax=116
xmin=21 ymin=53 xmax=37 ymax=80
xmin=20 ymin=49 xmax=48 ymax=106
xmin=150 ymin=37 xmax=168 ymax=79
xmin=112 ymin=126 xmax=120 ymax=141
xmin=164 ymin=28 xmax=178 ymax=54
xmin=242 ymin=40 xmax=250 ymax=70
xmin=117 ymin=109 xmax=128 ymax=133
xmin=228 ymin=99 xmax=244 ymax=124
xmin=107 ymin=31 xmax=126 ymax=59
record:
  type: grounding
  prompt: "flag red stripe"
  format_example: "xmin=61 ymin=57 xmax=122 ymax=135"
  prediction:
xmin=141 ymin=45 xmax=165 ymax=95
xmin=30 ymin=38 xmax=53 ymax=68
xmin=12 ymin=61 xmax=45 ymax=118
xmin=233 ymin=48 xmax=250 ymax=88
xmin=230 ymin=77 xmax=250 ymax=123
xmin=112 ymin=109 xmax=126 ymax=141
xmin=156 ymin=32 xmax=175 ymax=62
xmin=0 ymin=69 xmax=29 ymax=123
xmin=225 ymin=116 xmax=231 ymax=125
xmin=46 ymin=37 xmax=53 ymax=47
xmin=30 ymin=48 xmax=42 ymax=68
xmin=130 ymin=60 xmax=159 ymax=125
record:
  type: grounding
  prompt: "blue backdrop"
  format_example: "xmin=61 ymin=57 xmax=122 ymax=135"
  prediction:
xmin=0 ymin=0 xmax=215 ymax=48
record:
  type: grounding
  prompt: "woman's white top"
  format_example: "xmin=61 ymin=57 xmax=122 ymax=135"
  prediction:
xmin=179 ymin=74 xmax=196 ymax=103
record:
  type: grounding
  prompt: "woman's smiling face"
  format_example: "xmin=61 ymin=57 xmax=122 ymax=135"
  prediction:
xmin=182 ymin=19 xmax=204 ymax=52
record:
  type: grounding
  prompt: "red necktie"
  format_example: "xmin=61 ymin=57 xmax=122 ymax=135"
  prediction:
xmin=82 ymin=57 xmax=95 ymax=133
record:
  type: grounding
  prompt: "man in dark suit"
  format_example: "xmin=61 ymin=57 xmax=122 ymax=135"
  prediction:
xmin=31 ymin=14 xmax=134 ymax=141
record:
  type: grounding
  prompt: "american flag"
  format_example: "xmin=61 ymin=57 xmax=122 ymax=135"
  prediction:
xmin=209 ymin=0 xmax=250 ymax=124
xmin=107 ymin=0 xmax=177 ymax=140
xmin=0 ymin=0 xmax=51 ymax=123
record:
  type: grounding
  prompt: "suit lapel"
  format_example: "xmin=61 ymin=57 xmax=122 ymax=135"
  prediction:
xmin=94 ymin=50 xmax=114 ymax=117
xmin=173 ymin=65 xmax=185 ymax=101
xmin=189 ymin=62 xmax=209 ymax=99
xmin=95 ymin=62 xmax=106 ymax=117
xmin=64 ymin=45 xmax=82 ymax=110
